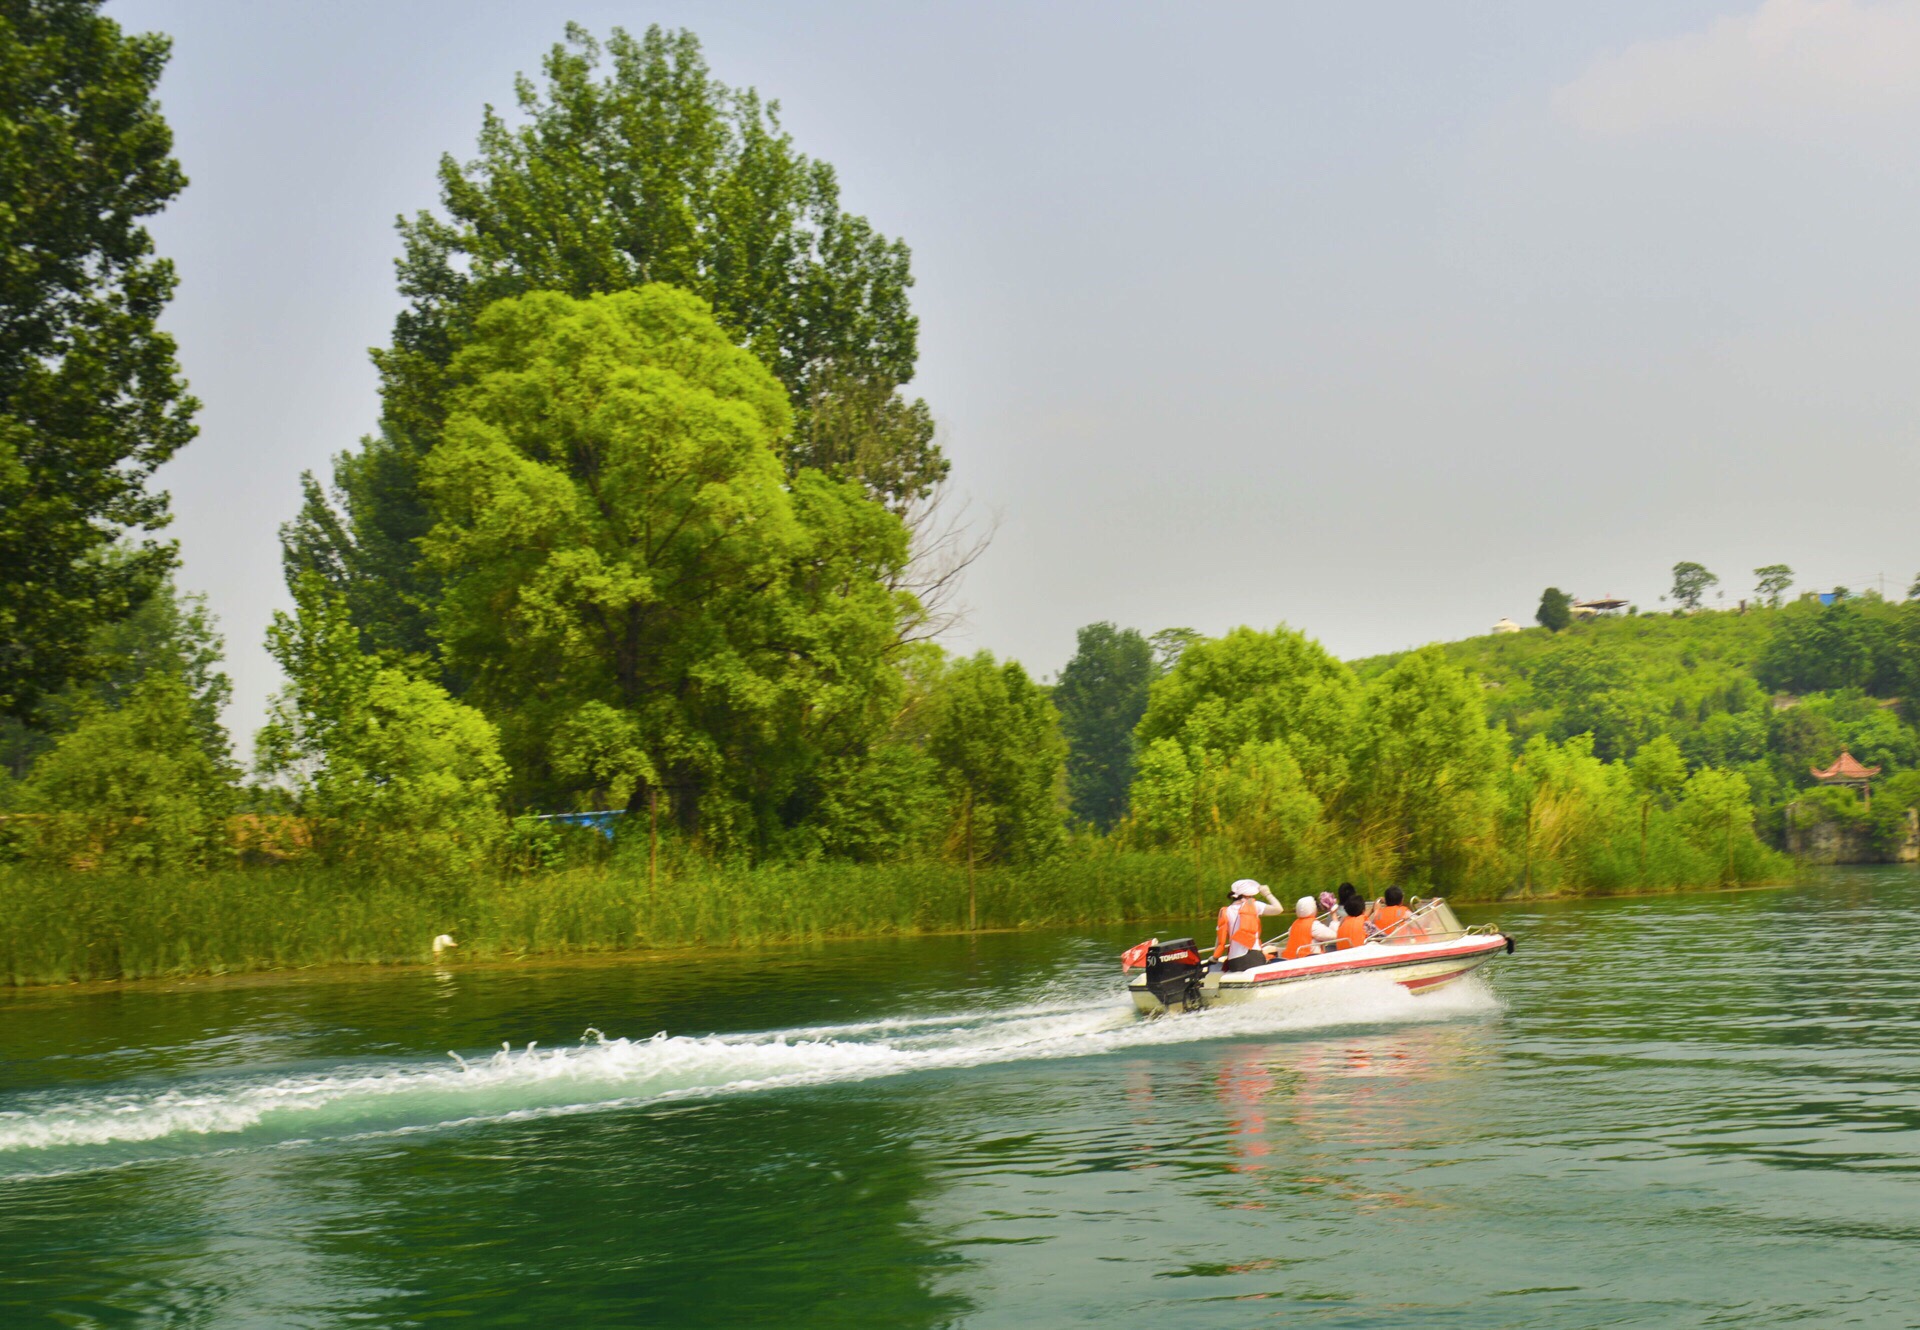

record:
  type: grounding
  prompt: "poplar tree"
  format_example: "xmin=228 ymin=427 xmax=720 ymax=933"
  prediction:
xmin=0 ymin=0 xmax=196 ymax=718
xmin=284 ymin=24 xmax=940 ymax=665
xmin=1055 ymin=622 xmax=1154 ymax=830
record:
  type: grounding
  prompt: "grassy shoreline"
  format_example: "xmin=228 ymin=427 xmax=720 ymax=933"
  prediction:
xmin=0 ymin=851 xmax=1796 ymax=988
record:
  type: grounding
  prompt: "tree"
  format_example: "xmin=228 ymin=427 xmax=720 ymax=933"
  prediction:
xmin=1530 ymin=643 xmax=1661 ymax=761
xmin=1756 ymin=599 xmax=1889 ymax=695
xmin=1629 ymin=734 xmax=1688 ymax=806
xmin=1135 ymin=625 xmax=1361 ymax=800
xmin=1753 ymin=564 xmax=1793 ymax=608
xmin=1536 ymin=587 xmax=1572 ymax=633
xmin=284 ymin=24 xmax=939 ymax=664
xmin=1148 ymin=627 xmax=1202 ymax=676
xmin=1350 ymin=646 xmax=1506 ymax=887
xmin=925 ymin=653 xmax=1065 ymax=917
xmin=1671 ymin=562 xmax=1718 ymax=612
xmin=22 ymin=674 xmax=235 ymax=871
xmin=1676 ymin=766 xmax=1756 ymax=883
xmin=1055 ymin=623 xmax=1154 ymax=830
xmin=257 ymin=575 xmax=507 ymax=875
xmin=0 ymin=0 xmax=198 ymax=719
xmin=1 ymin=560 xmax=231 ymax=778
xmin=419 ymin=286 xmax=913 ymax=849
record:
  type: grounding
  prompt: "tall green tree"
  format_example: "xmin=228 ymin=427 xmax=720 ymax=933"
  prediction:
xmin=419 ymin=286 xmax=913 ymax=850
xmin=284 ymin=23 xmax=940 ymax=664
xmin=1671 ymin=562 xmax=1718 ymax=611
xmin=1351 ymin=646 xmax=1506 ymax=887
xmin=1757 ymin=598 xmax=1902 ymax=696
xmin=925 ymin=653 xmax=1065 ymax=870
xmin=22 ymin=673 xmax=236 ymax=871
xmin=1135 ymin=625 xmax=1362 ymax=800
xmin=1753 ymin=564 xmax=1793 ymax=608
xmin=1055 ymin=622 xmax=1154 ymax=830
xmin=0 ymin=0 xmax=197 ymax=718
xmin=258 ymin=575 xmax=508 ymax=876
xmin=0 ymin=560 xmax=230 ymax=778
xmin=1536 ymin=587 xmax=1572 ymax=633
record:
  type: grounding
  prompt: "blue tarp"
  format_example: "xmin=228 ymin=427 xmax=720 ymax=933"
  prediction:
xmin=535 ymin=810 xmax=627 ymax=840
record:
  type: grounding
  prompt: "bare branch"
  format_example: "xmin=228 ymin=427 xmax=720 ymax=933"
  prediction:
xmin=892 ymin=478 xmax=997 ymax=645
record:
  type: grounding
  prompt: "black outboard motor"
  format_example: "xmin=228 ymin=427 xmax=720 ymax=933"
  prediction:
xmin=1144 ymin=938 xmax=1206 ymax=1013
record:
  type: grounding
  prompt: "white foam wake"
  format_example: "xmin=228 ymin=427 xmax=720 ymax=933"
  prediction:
xmin=0 ymin=972 xmax=1497 ymax=1160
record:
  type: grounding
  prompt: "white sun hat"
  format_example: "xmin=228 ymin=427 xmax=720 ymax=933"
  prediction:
xmin=1229 ymin=879 xmax=1263 ymax=897
xmin=1295 ymin=896 xmax=1317 ymax=917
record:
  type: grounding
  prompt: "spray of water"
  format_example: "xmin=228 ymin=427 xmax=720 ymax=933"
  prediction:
xmin=0 ymin=972 xmax=1497 ymax=1168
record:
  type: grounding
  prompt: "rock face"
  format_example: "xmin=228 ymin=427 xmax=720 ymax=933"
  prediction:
xmin=1786 ymin=806 xmax=1920 ymax=865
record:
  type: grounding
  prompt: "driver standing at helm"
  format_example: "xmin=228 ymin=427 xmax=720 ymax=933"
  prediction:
xmin=1211 ymin=879 xmax=1285 ymax=972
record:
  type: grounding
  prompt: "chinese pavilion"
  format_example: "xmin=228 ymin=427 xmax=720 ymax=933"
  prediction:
xmin=1811 ymin=751 xmax=1881 ymax=807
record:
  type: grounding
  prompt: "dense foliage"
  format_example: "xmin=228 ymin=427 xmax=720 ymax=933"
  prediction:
xmin=16 ymin=674 xmax=235 ymax=871
xmin=1055 ymin=622 xmax=1154 ymax=830
xmin=1126 ymin=625 xmax=1782 ymax=896
xmin=257 ymin=576 xmax=509 ymax=878
xmin=0 ymin=0 xmax=196 ymax=718
xmin=1361 ymin=595 xmax=1920 ymax=846
xmin=283 ymin=24 xmax=939 ymax=665
xmin=420 ymin=285 xmax=914 ymax=852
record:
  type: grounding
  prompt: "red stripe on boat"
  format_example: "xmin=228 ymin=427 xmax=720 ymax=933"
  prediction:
xmin=1243 ymin=937 xmax=1505 ymax=984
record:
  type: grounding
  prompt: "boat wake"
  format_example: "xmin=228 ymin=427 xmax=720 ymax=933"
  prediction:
xmin=0 ymin=972 xmax=1497 ymax=1174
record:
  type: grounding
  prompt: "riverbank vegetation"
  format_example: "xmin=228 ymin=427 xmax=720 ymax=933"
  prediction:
xmin=0 ymin=10 xmax=1889 ymax=987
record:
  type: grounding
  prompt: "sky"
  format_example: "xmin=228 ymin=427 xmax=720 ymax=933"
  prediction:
xmin=106 ymin=0 xmax=1920 ymax=750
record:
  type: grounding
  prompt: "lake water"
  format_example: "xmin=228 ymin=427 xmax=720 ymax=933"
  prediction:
xmin=3 ymin=868 xmax=1917 ymax=1327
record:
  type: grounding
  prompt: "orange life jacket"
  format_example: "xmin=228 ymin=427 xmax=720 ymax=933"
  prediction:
xmin=1281 ymin=916 xmax=1318 ymax=960
xmin=1213 ymin=899 xmax=1263 ymax=957
xmin=1373 ymin=904 xmax=1412 ymax=936
xmin=1335 ymin=915 xmax=1368 ymax=950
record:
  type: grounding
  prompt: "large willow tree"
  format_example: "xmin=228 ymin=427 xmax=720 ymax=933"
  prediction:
xmin=420 ymin=286 xmax=913 ymax=849
xmin=284 ymin=24 xmax=942 ymax=665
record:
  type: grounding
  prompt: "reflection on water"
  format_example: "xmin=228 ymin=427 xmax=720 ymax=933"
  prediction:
xmin=2 ymin=869 xmax=1920 ymax=1326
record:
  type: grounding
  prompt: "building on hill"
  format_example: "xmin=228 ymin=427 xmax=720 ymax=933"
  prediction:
xmin=1491 ymin=617 xmax=1522 ymax=634
xmin=1572 ymin=594 xmax=1628 ymax=618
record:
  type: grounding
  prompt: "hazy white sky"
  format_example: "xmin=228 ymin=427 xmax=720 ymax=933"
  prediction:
xmin=108 ymin=0 xmax=1920 ymax=749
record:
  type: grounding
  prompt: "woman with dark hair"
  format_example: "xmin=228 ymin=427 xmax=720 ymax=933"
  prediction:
xmin=1371 ymin=886 xmax=1421 ymax=940
xmin=1335 ymin=895 xmax=1370 ymax=950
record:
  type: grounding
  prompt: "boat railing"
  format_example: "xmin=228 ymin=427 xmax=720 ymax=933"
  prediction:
xmin=1312 ymin=895 xmax=1495 ymax=948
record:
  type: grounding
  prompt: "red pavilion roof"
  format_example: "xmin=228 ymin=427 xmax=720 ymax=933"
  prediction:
xmin=1812 ymin=751 xmax=1881 ymax=782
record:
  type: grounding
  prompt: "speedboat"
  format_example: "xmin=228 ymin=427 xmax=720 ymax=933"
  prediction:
xmin=1125 ymin=897 xmax=1514 ymax=1015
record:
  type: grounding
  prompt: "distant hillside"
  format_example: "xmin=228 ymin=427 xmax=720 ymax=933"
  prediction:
xmin=1355 ymin=598 xmax=1920 ymax=835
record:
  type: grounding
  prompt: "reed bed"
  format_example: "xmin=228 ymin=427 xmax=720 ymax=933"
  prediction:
xmin=0 ymin=852 xmax=1213 ymax=986
xmin=0 ymin=832 xmax=1786 ymax=986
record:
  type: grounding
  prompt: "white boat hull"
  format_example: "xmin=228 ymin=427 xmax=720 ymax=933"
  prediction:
xmin=1127 ymin=934 xmax=1511 ymax=1015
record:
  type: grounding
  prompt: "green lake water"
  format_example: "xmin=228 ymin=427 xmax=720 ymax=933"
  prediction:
xmin=3 ymin=867 xmax=1917 ymax=1327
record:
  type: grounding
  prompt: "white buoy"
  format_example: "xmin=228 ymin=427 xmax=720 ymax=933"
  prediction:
xmin=432 ymin=933 xmax=457 ymax=954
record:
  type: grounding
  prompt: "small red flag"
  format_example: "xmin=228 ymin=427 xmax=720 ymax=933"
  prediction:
xmin=1121 ymin=938 xmax=1156 ymax=970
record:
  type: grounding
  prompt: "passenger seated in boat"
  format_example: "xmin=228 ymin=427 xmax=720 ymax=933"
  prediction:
xmin=1370 ymin=886 xmax=1422 ymax=941
xmin=1279 ymin=896 xmax=1339 ymax=959
xmin=1334 ymin=897 xmax=1370 ymax=950
xmin=1212 ymin=879 xmax=1284 ymax=972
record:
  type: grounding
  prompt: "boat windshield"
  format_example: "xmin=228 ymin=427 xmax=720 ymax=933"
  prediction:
xmin=1376 ymin=897 xmax=1469 ymax=945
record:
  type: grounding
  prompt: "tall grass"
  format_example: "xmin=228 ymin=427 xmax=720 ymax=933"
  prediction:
xmin=0 ymin=851 xmax=1213 ymax=986
xmin=0 ymin=833 xmax=1789 ymax=987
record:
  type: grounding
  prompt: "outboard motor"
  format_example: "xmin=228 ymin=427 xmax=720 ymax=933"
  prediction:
xmin=1144 ymin=938 xmax=1206 ymax=1013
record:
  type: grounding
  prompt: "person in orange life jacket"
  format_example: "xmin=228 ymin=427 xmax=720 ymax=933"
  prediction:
xmin=1212 ymin=879 xmax=1284 ymax=972
xmin=1371 ymin=886 xmax=1420 ymax=940
xmin=1281 ymin=896 xmax=1339 ymax=959
xmin=1334 ymin=896 xmax=1371 ymax=950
